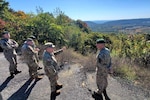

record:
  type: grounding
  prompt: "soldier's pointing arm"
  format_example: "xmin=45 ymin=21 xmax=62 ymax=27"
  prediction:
xmin=54 ymin=49 xmax=63 ymax=55
xmin=54 ymin=47 xmax=66 ymax=55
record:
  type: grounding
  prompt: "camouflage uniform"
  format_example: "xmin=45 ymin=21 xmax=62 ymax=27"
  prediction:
xmin=29 ymin=37 xmax=40 ymax=63
xmin=43 ymin=49 xmax=63 ymax=92
xmin=96 ymin=47 xmax=111 ymax=94
xmin=22 ymin=41 xmax=40 ymax=63
xmin=0 ymin=38 xmax=19 ymax=74
xmin=21 ymin=41 xmax=39 ymax=78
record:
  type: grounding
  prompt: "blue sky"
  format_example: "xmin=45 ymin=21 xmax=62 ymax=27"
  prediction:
xmin=6 ymin=0 xmax=150 ymax=21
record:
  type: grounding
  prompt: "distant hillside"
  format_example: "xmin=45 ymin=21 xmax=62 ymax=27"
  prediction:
xmin=84 ymin=21 xmax=98 ymax=30
xmin=85 ymin=18 xmax=150 ymax=33
xmin=84 ymin=20 xmax=109 ymax=29
xmin=91 ymin=20 xmax=109 ymax=24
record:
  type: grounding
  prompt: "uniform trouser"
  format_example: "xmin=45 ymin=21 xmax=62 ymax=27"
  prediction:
xmin=26 ymin=61 xmax=38 ymax=77
xmin=96 ymin=67 xmax=108 ymax=94
xmin=44 ymin=67 xmax=58 ymax=92
xmin=5 ymin=54 xmax=18 ymax=73
xmin=35 ymin=53 xmax=39 ymax=63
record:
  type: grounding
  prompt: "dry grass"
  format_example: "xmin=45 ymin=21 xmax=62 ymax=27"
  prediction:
xmin=80 ymin=54 xmax=96 ymax=72
xmin=56 ymin=48 xmax=85 ymax=65
xmin=56 ymin=48 xmax=97 ymax=72
xmin=112 ymin=57 xmax=150 ymax=90
xmin=134 ymin=67 xmax=150 ymax=90
xmin=112 ymin=57 xmax=137 ymax=80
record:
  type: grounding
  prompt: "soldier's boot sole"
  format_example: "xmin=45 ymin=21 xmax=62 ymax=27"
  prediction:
xmin=56 ymin=84 xmax=63 ymax=90
xmin=30 ymin=74 xmax=43 ymax=81
xmin=14 ymin=70 xmax=22 ymax=75
xmin=35 ymin=75 xmax=43 ymax=81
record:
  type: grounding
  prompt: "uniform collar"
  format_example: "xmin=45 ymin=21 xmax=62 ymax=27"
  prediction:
xmin=45 ymin=51 xmax=53 ymax=55
xmin=100 ymin=47 xmax=105 ymax=51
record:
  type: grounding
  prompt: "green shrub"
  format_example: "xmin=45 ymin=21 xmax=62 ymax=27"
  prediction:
xmin=115 ymin=65 xmax=137 ymax=81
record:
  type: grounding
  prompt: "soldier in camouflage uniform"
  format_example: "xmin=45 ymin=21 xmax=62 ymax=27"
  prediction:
xmin=24 ymin=35 xmax=42 ymax=70
xmin=29 ymin=35 xmax=40 ymax=64
xmin=43 ymin=42 xmax=65 ymax=100
xmin=0 ymin=31 xmax=21 ymax=77
xmin=92 ymin=38 xmax=111 ymax=100
xmin=21 ymin=38 xmax=43 ymax=79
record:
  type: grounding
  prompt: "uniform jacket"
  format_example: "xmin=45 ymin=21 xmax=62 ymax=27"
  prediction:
xmin=96 ymin=47 xmax=111 ymax=69
xmin=21 ymin=44 xmax=38 ymax=63
xmin=43 ymin=49 xmax=63 ymax=72
xmin=0 ymin=38 xmax=18 ymax=57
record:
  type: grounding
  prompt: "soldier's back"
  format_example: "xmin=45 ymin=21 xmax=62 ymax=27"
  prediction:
xmin=22 ymin=44 xmax=36 ymax=62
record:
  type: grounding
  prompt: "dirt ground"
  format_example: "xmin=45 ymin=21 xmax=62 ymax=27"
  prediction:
xmin=0 ymin=53 xmax=149 ymax=100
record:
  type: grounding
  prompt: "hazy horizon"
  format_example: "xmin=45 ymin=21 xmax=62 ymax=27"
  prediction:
xmin=6 ymin=0 xmax=150 ymax=21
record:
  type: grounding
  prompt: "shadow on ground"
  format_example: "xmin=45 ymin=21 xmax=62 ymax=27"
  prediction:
xmin=0 ymin=92 xmax=3 ymax=100
xmin=0 ymin=76 xmax=14 ymax=92
xmin=7 ymin=78 xmax=39 ymax=100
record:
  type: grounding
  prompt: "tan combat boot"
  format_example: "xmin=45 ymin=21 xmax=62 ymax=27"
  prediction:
xmin=35 ymin=75 xmax=43 ymax=80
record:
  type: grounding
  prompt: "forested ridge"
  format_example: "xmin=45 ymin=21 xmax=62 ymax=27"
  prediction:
xmin=0 ymin=0 xmax=150 ymax=90
xmin=86 ymin=18 xmax=150 ymax=33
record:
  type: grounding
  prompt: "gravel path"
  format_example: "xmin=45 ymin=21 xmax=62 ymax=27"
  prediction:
xmin=0 ymin=53 xmax=149 ymax=100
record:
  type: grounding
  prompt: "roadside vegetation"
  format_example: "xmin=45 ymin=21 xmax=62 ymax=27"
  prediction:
xmin=0 ymin=0 xmax=150 ymax=91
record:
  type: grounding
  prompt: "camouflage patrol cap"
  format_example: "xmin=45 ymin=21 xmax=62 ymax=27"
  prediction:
xmin=96 ymin=38 xmax=105 ymax=44
xmin=26 ymin=38 xmax=33 ymax=41
xmin=29 ymin=35 xmax=36 ymax=39
xmin=44 ymin=42 xmax=55 ymax=48
xmin=2 ymin=31 xmax=9 ymax=35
